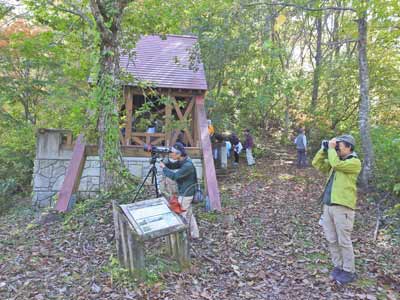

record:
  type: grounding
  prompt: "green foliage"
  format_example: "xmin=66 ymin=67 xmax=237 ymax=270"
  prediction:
xmin=0 ymin=121 xmax=35 ymax=213
xmin=103 ymin=253 xmax=178 ymax=286
xmin=372 ymin=126 xmax=400 ymax=195
xmin=384 ymin=203 xmax=400 ymax=240
xmin=103 ymin=255 xmax=137 ymax=288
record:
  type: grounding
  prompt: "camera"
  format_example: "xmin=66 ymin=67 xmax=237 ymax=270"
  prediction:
xmin=322 ymin=140 xmax=339 ymax=151
xmin=143 ymin=144 xmax=172 ymax=154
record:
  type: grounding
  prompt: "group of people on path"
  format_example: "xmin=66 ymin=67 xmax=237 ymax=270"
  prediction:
xmin=161 ymin=121 xmax=361 ymax=286
xmin=209 ymin=122 xmax=256 ymax=167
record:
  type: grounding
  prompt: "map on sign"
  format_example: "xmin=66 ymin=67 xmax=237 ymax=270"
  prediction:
xmin=120 ymin=197 xmax=184 ymax=236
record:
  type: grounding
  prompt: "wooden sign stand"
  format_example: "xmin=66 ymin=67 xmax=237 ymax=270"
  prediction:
xmin=112 ymin=198 xmax=190 ymax=274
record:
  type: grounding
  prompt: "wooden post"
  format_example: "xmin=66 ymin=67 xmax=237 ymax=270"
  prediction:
xmin=195 ymin=95 xmax=221 ymax=211
xmin=166 ymin=231 xmax=189 ymax=266
xmin=118 ymin=216 xmax=130 ymax=268
xmin=192 ymin=98 xmax=199 ymax=147
xmin=55 ymin=134 xmax=86 ymax=212
xmin=131 ymin=235 xmax=145 ymax=270
xmin=124 ymin=87 xmax=133 ymax=145
xmin=175 ymin=231 xmax=190 ymax=266
xmin=66 ymin=132 xmax=72 ymax=146
xmin=112 ymin=201 xmax=124 ymax=265
xmin=165 ymin=102 xmax=172 ymax=146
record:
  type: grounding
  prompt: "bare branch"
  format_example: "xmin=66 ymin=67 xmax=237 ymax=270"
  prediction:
xmin=89 ymin=0 xmax=112 ymax=42
xmin=246 ymin=2 xmax=356 ymax=13
xmin=323 ymin=39 xmax=359 ymax=47
xmin=46 ymin=1 xmax=94 ymax=27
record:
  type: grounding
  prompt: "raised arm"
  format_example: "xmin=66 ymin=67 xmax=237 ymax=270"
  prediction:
xmin=312 ymin=149 xmax=331 ymax=174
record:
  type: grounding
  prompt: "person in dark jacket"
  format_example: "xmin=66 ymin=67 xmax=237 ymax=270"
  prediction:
xmin=160 ymin=142 xmax=199 ymax=239
xmin=243 ymin=129 xmax=255 ymax=166
xmin=230 ymin=133 xmax=241 ymax=165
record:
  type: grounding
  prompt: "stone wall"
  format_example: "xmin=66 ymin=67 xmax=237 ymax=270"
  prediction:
xmin=32 ymin=129 xmax=203 ymax=208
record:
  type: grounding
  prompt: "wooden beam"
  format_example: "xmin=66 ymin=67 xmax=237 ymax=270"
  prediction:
xmin=191 ymin=97 xmax=199 ymax=147
xmin=183 ymin=98 xmax=195 ymax=119
xmin=66 ymin=132 xmax=73 ymax=145
xmin=124 ymin=87 xmax=133 ymax=145
xmin=132 ymin=133 xmax=165 ymax=137
xmin=83 ymin=144 xmax=202 ymax=158
xmin=195 ymin=95 xmax=221 ymax=211
xmin=56 ymin=134 xmax=86 ymax=212
xmin=151 ymin=136 xmax=165 ymax=146
xmin=172 ymin=98 xmax=184 ymax=120
xmin=119 ymin=129 xmax=125 ymax=145
xmin=170 ymin=129 xmax=179 ymax=146
xmin=129 ymin=87 xmax=205 ymax=97
xmin=183 ymin=98 xmax=195 ymax=146
xmin=132 ymin=136 xmax=144 ymax=145
xmin=183 ymin=129 xmax=194 ymax=147
xmin=165 ymin=103 xmax=172 ymax=146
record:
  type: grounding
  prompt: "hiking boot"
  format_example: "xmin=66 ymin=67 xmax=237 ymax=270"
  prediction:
xmin=329 ymin=267 xmax=342 ymax=281
xmin=335 ymin=270 xmax=357 ymax=285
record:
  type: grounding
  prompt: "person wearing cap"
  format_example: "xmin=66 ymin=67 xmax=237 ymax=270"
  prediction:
xmin=312 ymin=134 xmax=361 ymax=285
xmin=160 ymin=142 xmax=200 ymax=239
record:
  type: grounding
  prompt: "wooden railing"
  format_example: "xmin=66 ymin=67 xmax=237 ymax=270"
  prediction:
xmin=120 ymin=132 xmax=166 ymax=146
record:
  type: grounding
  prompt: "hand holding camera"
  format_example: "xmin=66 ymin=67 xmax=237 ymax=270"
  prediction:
xmin=321 ymin=138 xmax=339 ymax=151
xmin=328 ymin=138 xmax=337 ymax=149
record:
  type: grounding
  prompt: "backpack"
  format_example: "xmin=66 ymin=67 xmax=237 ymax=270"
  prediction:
xmin=182 ymin=164 xmax=204 ymax=204
xmin=192 ymin=164 xmax=204 ymax=204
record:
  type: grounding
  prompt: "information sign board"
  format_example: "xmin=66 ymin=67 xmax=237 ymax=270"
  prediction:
xmin=120 ymin=197 xmax=185 ymax=237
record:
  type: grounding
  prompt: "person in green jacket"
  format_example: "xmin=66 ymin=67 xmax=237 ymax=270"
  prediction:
xmin=312 ymin=134 xmax=361 ymax=285
xmin=160 ymin=142 xmax=199 ymax=239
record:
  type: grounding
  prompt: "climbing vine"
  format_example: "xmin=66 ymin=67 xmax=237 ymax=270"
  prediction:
xmin=93 ymin=70 xmax=140 ymax=194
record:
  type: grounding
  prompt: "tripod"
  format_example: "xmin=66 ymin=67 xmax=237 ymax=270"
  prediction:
xmin=132 ymin=154 xmax=160 ymax=202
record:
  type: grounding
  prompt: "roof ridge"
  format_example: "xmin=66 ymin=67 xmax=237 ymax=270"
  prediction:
xmin=143 ymin=34 xmax=197 ymax=39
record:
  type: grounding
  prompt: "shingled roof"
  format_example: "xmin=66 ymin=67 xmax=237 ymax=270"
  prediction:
xmin=120 ymin=35 xmax=208 ymax=91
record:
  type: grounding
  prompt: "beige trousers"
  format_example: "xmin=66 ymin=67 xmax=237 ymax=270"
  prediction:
xmin=161 ymin=177 xmax=177 ymax=196
xmin=246 ymin=148 xmax=255 ymax=165
xmin=179 ymin=196 xmax=200 ymax=239
xmin=322 ymin=204 xmax=355 ymax=273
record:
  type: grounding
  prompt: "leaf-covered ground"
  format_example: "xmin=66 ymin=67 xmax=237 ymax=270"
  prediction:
xmin=0 ymin=145 xmax=399 ymax=300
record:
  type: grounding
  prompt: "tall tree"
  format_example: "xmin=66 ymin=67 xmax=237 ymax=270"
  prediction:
xmin=356 ymin=2 xmax=374 ymax=188
xmin=89 ymin=0 xmax=130 ymax=189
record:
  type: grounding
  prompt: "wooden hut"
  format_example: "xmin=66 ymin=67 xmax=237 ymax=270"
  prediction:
xmin=118 ymin=35 xmax=220 ymax=210
xmin=34 ymin=35 xmax=220 ymax=211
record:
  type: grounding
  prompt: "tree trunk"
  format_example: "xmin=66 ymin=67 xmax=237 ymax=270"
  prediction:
xmin=310 ymin=16 xmax=322 ymax=112
xmin=283 ymin=95 xmax=290 ymax=142
xmin=308 ymin=15 xmax=323 ymax=143
xmin=357 ymin=15 xmax=374 ymax=188
xmin=90 ymin=0 xmax=128 ymax=190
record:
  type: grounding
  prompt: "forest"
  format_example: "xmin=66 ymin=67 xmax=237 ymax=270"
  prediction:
xmin=0 ymin=0 xmax=399 ymax=299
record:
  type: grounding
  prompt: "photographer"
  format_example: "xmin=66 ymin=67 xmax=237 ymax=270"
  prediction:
xmin=312 ymin=135 xmax=361 ymax=285
xmin=159 ymin=142 xmax=200 ymax=239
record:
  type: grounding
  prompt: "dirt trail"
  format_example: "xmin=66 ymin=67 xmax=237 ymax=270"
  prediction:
xmin=0 ymin=145 xmax=399 ymax=299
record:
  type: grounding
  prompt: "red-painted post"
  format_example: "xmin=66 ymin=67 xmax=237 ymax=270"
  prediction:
xmin=55 ymin=134 xmax=86 ymax=212
xmin=195 ymin=95 xmax=221 ymax=211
